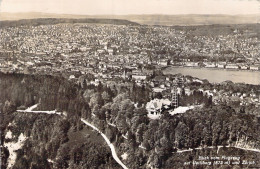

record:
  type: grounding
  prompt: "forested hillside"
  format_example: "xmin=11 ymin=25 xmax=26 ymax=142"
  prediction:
xmin=1 ymin=73 xmax=260 ymax=168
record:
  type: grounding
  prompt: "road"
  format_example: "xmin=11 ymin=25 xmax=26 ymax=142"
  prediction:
xmin=176 ymin=145 xmax=260 ymax=154
xmin=16 ymin=105 xmax=128 ymax=169
xmin=81 ymin=118 xmax=128 ymax=169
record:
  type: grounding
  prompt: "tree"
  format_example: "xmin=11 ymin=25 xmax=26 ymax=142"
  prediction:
xmin=149 ymin=154 xmax=162 ymax=168
xmin=101 ymin=91 xmax=112 ymax=103
xmin=55 ymin=146 xmax=70 ymax=168
xmin=159 ymin=135 xmax=172 ymax=156
xmin=175 ymin=122 xmax=189 ymax=149
xmin=89 ymin=93 xmax=104 ymax=108
xmin=112 ymin=93 xmax=128 ymax=103
xmin=83 ymin=89 xmax=95 ymax=102
xmin=115 ymin=114 xmax=128 ymax=134
xmin=71 ymin=145 xmax=83 ymax=164
xmin=58 ymin=119 xmax=70 ymax=133
xmin=154 ymin=92 xmax=163 ymax=99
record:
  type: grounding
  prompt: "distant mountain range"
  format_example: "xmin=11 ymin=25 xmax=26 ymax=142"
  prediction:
xmin=0 ymin=12 xmax=260 ymax=26
xmin=0 ymin=18 xmax=139 ymax=28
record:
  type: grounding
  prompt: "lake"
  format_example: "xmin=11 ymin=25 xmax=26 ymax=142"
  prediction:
xmin=163 ymin=67 xmax=260 ymax=85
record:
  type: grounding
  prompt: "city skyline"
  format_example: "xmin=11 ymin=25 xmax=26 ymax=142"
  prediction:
xmin=0 ymin=0 xmax=260 ymax=15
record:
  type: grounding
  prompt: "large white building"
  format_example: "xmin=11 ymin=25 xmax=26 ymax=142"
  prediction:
xmin=250 ymin=66 xmax=259 ymax=71
xmin=146 ymin=99 xmax=171 ymax=119
xmin=226 ymin=64 xmax=239 ymax=69
xmin=132 ymin=74 xmax=147 ymax=80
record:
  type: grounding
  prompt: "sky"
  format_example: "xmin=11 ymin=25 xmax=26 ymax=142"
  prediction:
xmin=0 ymin=0 xmax=259 ymax=15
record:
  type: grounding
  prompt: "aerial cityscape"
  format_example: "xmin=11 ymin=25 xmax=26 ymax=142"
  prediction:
xmin=1 ymin=0 xmax=260 ymax=169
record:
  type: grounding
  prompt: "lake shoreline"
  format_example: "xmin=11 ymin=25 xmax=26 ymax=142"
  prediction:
xmin=162 ymin=65 xmax=260 ymax=72
xmin=163 ymin=66 xmax=260 ymax=85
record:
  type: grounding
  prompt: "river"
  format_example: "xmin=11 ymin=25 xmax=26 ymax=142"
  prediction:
xmin=163 ymin=67 xmax=260 ymax=85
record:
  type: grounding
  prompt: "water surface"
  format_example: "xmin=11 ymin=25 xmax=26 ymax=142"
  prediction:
xmin=163 ymin=67 xmax=260 ymax=85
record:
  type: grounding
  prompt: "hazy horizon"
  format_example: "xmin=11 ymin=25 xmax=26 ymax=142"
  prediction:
xmin=0 ymin=0 xmax=259 ymax=15
xmin=1 ymin=12 xmax=260 ymax=16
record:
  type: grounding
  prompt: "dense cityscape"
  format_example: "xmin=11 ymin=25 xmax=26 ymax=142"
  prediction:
xmin=1 ymin=19 xmax=260 ymax=169
xmin=0 ymin=23 xmax=260 ymax=77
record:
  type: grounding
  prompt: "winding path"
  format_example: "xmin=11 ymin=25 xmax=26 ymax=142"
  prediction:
xmin=18 ymin=105 xmax=260 ymax=168
xmin=81 ymin=118 xmax=128 ymax=169
xmin=17 ymin=105 xmax=61 ymax=115
xmin=16 ymin=105 xmax=128 ymax=169
xmin=176 ymin=145 xmax=260 ymax=154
